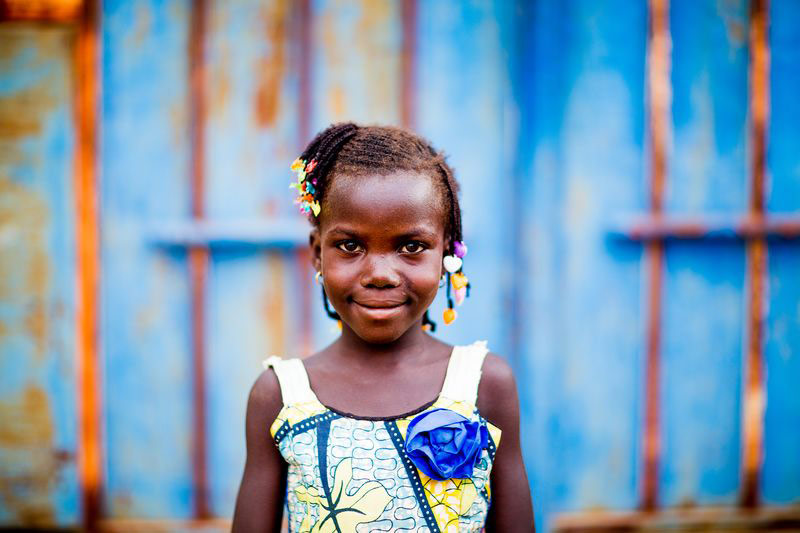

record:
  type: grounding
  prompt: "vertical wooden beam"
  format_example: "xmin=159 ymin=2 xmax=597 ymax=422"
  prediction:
xmin=296 ymin=0 xmax=313 ymax=356
xmin=188 ymin=0 xmax=210 ymax=519
xmin=642 ymin=0 xmax=670 ymax=512
xmin=400 ymin=0 xmax=417 ymax=130
xmin=298 ymin=0 xmax=311 ymax=146
xmin=741 ymin=0 xmax=769 ymax=509
xmin=74 ymin=0 xmax=102 ymax=529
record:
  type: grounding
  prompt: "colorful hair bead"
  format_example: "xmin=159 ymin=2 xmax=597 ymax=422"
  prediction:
xmin=289 ymin=157 xmax=321 ymax=216
xmin=443 ymin=255 xmax=462 ymax=273
xmin=451 ymin=272 xmax=468 ymax=291
xmin=441 ymin=242 xmax=471 ymax=326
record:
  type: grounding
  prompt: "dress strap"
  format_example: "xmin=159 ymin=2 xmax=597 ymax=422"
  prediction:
xmin=262 ymin=356 xmax=320 ymax=407
xmin=439 ymin=340 xmax=489 ymax=405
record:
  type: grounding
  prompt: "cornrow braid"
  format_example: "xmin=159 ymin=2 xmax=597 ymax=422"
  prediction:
xmin=297 ymin=123 xmax=466 ymax=330
xmin=299 ymin=122 xmax=358 ymax=209
xmin=435 ymin=159 xmax=463 ymax=255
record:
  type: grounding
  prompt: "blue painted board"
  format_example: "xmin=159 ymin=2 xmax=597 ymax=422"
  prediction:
xmin=660 ymin=241 xmax=745 ymax=505
xmin=81 ymin=0 xmax=800 ymax=526
xmin=101 ymin=0 xmax=195 ymax=518
xmin=311 ymin=0 xmax=402 ymax=129
xmin=0 ymin=24 xmax=79 ymax=527
xmin=767 ymin=0 xmax=800 ymax=212
xmin=667 ymin=0 xmax=749 ymax=214
xmin=658 ymin=0 xmax=750 ymax=507
xmin=513 ymin=2 xmax=570 ymax=531
xmin=416 ymin=0 xmax=515 ymax=356
xmin=762 ymin=243 xmax=800 ymax=504
xmin=761 ymin=0 xmax=800 ymax=505
xmin=513 ymin=1 xmax=647 ymax=530
xmin=203 ymin=0 xmax=304 ymax=515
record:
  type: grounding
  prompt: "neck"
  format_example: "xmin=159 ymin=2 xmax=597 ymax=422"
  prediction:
xmin=334 ymin=320 xmax=434 ymax=366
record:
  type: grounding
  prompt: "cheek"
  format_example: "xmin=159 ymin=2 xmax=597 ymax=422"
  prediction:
xmin=408 ymin=258 xmax=443 ymax=295
xmin=322 ymin=260 xmax=357 ymax=291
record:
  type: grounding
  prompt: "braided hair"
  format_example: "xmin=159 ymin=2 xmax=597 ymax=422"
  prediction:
xmin=299 ymin=122 xmax=464 ymax=331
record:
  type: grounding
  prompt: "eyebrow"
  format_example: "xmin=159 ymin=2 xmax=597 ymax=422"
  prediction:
xmin=326 ymin=226 xmax=439 ymax=241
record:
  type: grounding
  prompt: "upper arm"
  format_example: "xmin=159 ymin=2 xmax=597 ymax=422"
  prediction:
xmin=231 ymin=369 xmax=287 ymax=533
xmin=477 ymin=353 xmax=535 ymax=532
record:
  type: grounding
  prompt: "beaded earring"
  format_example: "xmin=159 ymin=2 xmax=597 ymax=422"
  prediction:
xmin=441 ymin=240 xmax=470 ymax=325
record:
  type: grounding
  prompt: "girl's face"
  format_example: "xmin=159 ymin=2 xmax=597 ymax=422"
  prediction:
xmin=311 ymin=171 xmax=446 ymax=344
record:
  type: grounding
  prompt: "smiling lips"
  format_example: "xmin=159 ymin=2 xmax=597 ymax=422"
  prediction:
xmin=352 ymin=299 xmax=407 ymax=319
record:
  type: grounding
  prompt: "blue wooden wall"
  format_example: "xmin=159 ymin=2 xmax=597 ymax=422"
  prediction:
xmin=1 ymin=0 xmax=799 ymax=531
xmin=0 ymin=24 xmax=80 ymax=525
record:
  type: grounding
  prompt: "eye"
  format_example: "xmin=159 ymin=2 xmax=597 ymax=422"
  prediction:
xmin=336 ymin=240 xmax=363 ymax=253
xmin=399 ymin=241 xmax=426 ymax=254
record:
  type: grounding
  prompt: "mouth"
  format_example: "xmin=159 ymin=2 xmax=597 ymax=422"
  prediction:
xmin=351 ymin=299 xmax=407 ymax=320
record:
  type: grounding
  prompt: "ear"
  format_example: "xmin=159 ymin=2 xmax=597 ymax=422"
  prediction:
xmin=309 ymin=228 xmax=322 ymax=273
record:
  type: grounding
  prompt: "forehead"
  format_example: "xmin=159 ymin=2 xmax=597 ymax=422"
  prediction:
xmin=320 ymin=171 xmax=446 ymax=232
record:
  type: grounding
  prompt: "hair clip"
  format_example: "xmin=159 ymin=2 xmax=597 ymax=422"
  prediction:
xmin=289 ymin=157 xmax=321 ymax=216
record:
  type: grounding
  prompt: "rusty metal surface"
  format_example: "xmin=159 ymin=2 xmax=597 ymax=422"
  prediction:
xmin=101 ymin=0 xmax=195 ymax=520
xmin=3 ymin=1 xmax=800 ymax=530
xmin=642 ymin=0 xmax=670 ymax=511
xmin=97 ymin=518 xmax=230 ymax=532
xmin=611 ymin=215 xmax=800 ymax=240
xmin=311 ymin=0 xmax=401 ymax=127
xmin=73 ymin=0 xmax=101 ymax=529
xmin=0 ymin=23 xmax=79 ymax=526
xmin=741 ymin=0 xmax=769 ymax=509
xmin=400 ymin=0 xmax=416 ymax=129
xmin=188 ymin=0 xmax=209 ymax=520
xmin=0 ymin=0 xmax=82 ymax=22
xmin=552 ymin=506 xmax=800 ymax=532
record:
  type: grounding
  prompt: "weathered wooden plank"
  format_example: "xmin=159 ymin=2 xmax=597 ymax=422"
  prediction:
xmin=667 ymin=0 xmax=749 ymax=214
xmin=513 ymin=3 xmax=569 ymax=531
xmin=762 ymin=243 xmax=800 ymax=505
xmin=766 ymin=0 xmax=800 ymax=213
xmin=514 ymin=0 xmax=647 ymax=529
xmin=0 ymin=24 xmax=80 ymax=527
xmin=761 ymin=0 xmax=800 ymax=506
xmin=660 ymin=241 xmax=745 ymax=504
xmin=203 ymin=0 xmax=303 ymax=515
xmin=101 ymin=0 xmax=194 ymax=518
xmin=416 ymin=0 xmax=515 ymax=354
xmin=310 ymin=0 xmax=402 ymax=129
xmin=659 ymin=0 xmax=750 ymax=507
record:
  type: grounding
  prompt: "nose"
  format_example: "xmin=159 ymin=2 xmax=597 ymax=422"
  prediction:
xmin=360 ymin=253 xmax=401 ymax=288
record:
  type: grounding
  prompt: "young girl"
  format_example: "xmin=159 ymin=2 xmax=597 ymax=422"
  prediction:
xmin=232 ymin=123 xmax=534 ymax=532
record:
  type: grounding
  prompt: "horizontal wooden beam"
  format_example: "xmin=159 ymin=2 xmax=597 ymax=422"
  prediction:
xmin=96 ymin=518 xmax=231 ymax=532
xmin=609 ymin=214 xmax=800 ymax=241
xmin=0 ymin=0 xmax=82 ymax=21
xmin=553 ymin=506 xmax=800 ymax=532
xmin=147 ymin=218 xmax=311 ymax=249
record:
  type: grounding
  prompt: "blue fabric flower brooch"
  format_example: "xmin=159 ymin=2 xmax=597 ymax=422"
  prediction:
xmin=404 ymin=408 xmax=489 ymax=481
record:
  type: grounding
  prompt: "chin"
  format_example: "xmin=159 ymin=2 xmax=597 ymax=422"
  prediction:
xmin=346 ymin=319 xmax=417 ymax=345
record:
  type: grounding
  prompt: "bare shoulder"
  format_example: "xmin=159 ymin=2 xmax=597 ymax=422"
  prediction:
xmin=246 ymin=367 xmax=284 ymax=433
xmin=476 ymin=352 xmax=520 ymax=430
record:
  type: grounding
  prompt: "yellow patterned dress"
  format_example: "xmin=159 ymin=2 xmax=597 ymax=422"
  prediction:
xmin=263 ymin=341 xmax=501 ymax=533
